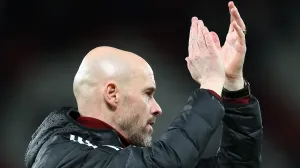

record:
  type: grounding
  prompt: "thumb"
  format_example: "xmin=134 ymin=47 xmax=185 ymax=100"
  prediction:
xmin=210 ymin=31 xmax=221 ymax=50
xmin=185 ymin=57 xmax=191 ymax=70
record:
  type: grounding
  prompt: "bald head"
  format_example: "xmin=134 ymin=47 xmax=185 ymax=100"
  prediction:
xmin=73 ymin=46 xmax=161 ymax=147
xmin=73 ymin=46 xmax=152 ymax=114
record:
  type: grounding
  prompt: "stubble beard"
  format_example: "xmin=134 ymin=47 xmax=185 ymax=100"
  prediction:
xmin=116 ymin=100 xmax=153 ymax=147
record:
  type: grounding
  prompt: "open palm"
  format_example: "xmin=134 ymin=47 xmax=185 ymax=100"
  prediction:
xmin=212 ymin=2 xmax=246 ymax=81
xmin=222 ymin=21 xmax=246 ymax=79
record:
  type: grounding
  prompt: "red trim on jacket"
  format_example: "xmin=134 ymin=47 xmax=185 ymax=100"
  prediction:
xmin=207 ymin=90 xmax=222 ymax=101
xmin=223 ymin=96 xmax=250 ymax=104
xmin=207 ymin=90 xmax=250 ymax=104
xmin=77 ymin=116 xmax=130 ymax=147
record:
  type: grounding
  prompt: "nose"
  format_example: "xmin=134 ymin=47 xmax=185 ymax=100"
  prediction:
xmin=151 ymin=98 xmax=162 ymax=116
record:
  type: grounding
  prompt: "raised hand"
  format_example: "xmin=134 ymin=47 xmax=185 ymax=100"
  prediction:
xmin=211 ymin=1 xmax=247 ymax=90
xmin=186 ymin=17 xmax=225 ymax=96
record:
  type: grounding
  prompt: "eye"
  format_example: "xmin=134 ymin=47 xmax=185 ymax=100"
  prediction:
xmin=146 ymin=91 xmax=153 ymax=96
xmin=144 ymin=87 xmax=156 ymax=98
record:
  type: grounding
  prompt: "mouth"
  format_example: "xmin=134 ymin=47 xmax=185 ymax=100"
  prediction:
xmin=149 ymin=123 xmax=154 ymax=126
xmin=148 ymin=121 xmax=155 ymax=126
xmin=147 ymin=122 xmax=154 ymax=133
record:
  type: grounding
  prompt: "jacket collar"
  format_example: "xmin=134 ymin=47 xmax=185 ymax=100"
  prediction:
xmin=77 ymin=116 xmax=130 ymax=147
xmin=66 ymin=109 xmax=130 ymax=147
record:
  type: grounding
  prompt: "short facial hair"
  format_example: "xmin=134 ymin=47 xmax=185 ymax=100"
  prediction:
xmin=116 ymin=96 xmax=153 ymax=147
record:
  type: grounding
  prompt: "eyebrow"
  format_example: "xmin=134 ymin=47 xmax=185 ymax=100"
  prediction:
xmin=145 ymin=86 xmax=156 ymax=93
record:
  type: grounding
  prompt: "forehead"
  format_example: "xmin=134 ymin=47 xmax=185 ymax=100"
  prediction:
xmin=133 ymin=65 xmax=156 ymax=88
xmin=146 ymin=73 xmax=156 ymax=87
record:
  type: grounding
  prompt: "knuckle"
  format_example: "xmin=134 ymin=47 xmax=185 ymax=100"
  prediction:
xmin=203 ymin=31 xmax=209 ymax=36
xmin=206 ymin=39 xmax=212 ymax=45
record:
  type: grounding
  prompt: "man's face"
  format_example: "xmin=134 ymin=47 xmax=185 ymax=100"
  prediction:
xmin=116 ymin=67 xmax=162 ymax=147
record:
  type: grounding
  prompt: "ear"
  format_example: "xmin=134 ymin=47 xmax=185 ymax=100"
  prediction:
xmin=103 ymin=82 xmax=119 ymax=110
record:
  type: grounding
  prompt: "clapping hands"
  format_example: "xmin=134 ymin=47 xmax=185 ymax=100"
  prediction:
xmin=187 ymin=1 xmax=247 ymax=94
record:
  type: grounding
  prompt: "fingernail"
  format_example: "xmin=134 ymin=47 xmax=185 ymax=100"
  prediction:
xmin=192 ymin=17 xmax=198 ymax=23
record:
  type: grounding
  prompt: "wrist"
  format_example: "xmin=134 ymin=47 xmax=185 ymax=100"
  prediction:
xmin=200 ymin=79 xmax=225 ymax=96
xmin=222 ymin=79 xmax=251 ymax=99
xmin=224 ymin=77 xmax=244 ymax=91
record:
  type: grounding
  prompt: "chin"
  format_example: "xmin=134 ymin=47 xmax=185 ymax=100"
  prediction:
xmin=130 ymin=133 xmax=152 ymax=147
xmin=143 ymin=135 xmax=152 ymax=147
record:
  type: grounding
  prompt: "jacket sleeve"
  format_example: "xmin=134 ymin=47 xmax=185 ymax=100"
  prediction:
xmin=195 ymin=95 xmax=263 ymax=168
xmin=83 ymin=89 xmax=225 ymax=168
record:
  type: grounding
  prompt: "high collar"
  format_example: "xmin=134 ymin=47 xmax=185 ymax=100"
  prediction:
xmin=77 ymin=116 xmax=131 ymax=147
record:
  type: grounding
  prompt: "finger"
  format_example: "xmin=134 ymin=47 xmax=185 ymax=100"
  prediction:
xmin=185 ymin=57 xmax=193 ymax=73
xmin=232 ymin=21 xmax=246 ymax=45
xmin=228 ymin=1 xmax=235 ymax=23
xmin=210 ymin=31 xmax=221 ymax=50
xmin=189 ymin=17 xmax=198 ymax=43
xmin=227 ymin=19 xmax=234 ymax=34
xmin=197 ymin=20 xmax=206 ymax=50
xmin=188 ymin=17 xmax=199 ymax=56
xmin=230 ymin=4 xmax=246 ymax=31
xmin=200 ymin=23 xmax=217 ymax=53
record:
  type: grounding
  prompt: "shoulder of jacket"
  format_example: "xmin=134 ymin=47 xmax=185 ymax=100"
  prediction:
xmin=45 ymin=134 xmax=123 ymax=154
xmin=34 ymin=134 xmax=122 ymax=167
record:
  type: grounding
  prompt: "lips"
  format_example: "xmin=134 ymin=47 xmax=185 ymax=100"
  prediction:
xmin=148 ymin=120 xmax=155 ymax=126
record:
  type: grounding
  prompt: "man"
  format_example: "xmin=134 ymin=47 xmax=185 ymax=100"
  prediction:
xmin=25 ymin=1 xmax=262 ymax=168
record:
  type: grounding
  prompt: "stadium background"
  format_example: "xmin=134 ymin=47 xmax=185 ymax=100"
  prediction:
xmin=1 ymin=0 xmax=300 ymax=167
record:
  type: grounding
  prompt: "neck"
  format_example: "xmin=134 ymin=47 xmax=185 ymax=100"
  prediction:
xmin=78 ymin=105 xmax=129 ymax=140
xmin=78 ymin=111 xmax=131 ymax=147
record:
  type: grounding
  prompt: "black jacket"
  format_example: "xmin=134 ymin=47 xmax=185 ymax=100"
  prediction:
xmin=25 ymin=89 xmax=262 ymax=168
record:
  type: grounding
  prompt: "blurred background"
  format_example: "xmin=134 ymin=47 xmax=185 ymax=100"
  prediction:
xmin=1 ymin=0 xmax=300 ymax=167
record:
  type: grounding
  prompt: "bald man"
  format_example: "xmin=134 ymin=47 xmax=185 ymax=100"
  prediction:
xmin=73 ymin=46 xmax=163 ymax=147
xmin=25 ymin=2 xmax=262 ymax=168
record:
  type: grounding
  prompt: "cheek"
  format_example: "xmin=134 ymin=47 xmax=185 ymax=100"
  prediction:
xmin=132 ymin=98 xmax=150 ymax=120
xmin=134 ymin=99 xmax=149 ymax=114
xmin=126 ymin=93 xmax=151 ymax=114
xmin=130 ymin=94 xmax=150 ymax=108
xmin=142 ymin=96 xmax=151 ymax=111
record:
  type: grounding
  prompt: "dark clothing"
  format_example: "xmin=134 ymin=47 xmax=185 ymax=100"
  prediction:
xmin=76 ymin=116 xmax=131 ymax=147
xmin=25 ymin=89 xmax=262 ymax=168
